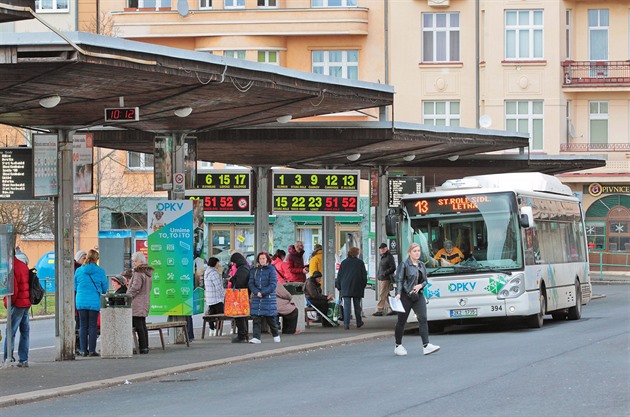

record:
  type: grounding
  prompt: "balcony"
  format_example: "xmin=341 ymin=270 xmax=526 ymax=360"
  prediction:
xmin=562 ymin=60 xmax=630 ymax=88
xmin=111 ymin=7 xmax=369 ymax=39
xmin=560 ymin=143 xmax=630 ymax=152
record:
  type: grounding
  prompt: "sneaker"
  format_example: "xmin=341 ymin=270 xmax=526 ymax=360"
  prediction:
xmin=273 ymin=336 xmax=281 ymax=343
xmin=394 ymin=345 xmax=407 ymax=356
xmin=386 ymin=311 xmax=397 ymax=316
xmin=17 ymin=361 xmax=28 ymax=368
xmin=423 ymin=343 xmax=440 ymax=355
xmin=249 ymin=338 xmax=261 ymax=344
xmin=88 ymin=352 xmax=100 ymax=357
xmin=372 ymin=311 xmax=383 ymax=317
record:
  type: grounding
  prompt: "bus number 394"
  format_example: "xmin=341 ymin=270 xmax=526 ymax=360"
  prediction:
xmin=491 ymin=305 xmax=503 ymax=312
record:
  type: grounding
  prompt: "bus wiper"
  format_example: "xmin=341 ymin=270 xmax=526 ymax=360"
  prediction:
xmin=459 ymin=265 xmax=513 ymax=275
xmin=427 ymin=266 xmax=453 ymax=276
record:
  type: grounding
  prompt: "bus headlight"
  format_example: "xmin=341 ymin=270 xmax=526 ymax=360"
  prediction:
xmin=497 ymin=273 xmax=525 ymax=300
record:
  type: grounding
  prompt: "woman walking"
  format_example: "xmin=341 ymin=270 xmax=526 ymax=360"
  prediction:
xmin=394 ymin=243 xmax=440 ymax=356
xmin=74 ymin=249 xmax=108 ymax=357
xmin=248 ymin=252 xmax=281 ymax=344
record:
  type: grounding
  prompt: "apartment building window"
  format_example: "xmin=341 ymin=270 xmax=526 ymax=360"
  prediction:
xmin=505 ymin=10 xmax=543 ymax=60
xmin=258 ymin=0 xmax=276 ymax=7
xmin=36 ymin=0 xmax=69 ymax=11
xmin=422 ymin=12 xmax=460 ymax=62
xmin=312 ymin=0 xmax=357 ymax=7
xmin=505 ymin=100 xmax=544 ymax=151
xmin=224 ymin=0 xmax=244 ymax=8
xmin=224 ymin=50 xmax=246 ymax=60
xmin=127 ymin=152 xmax=154 ymax=170
xmin=258 ymin=51 xmax=279 ymax=65
xmin=423 ymin=101 xmax=460 ymax=127
xmin=589 ymin=9 xmax=608 ymax=62
xmin=312 ymin=50 xmax=358 ymax=80
xmin=589 ymin=101 xmax=608 ymax=145
xmin=128 ymin=0 xmax=170 ymax=8
xmin=199 ymin=0 xmax=212 ymax=9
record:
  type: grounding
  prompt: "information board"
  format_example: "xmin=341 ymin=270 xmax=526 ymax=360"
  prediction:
xmin=0 ymin=148 xmax=34 ymax=200
xmin=388 ymin=176 xmax=424 ymax=208
xmin=187 ymin=169 xmax=252 ymax=215
xmin=272 ymin=169 xmax=360 ymax=215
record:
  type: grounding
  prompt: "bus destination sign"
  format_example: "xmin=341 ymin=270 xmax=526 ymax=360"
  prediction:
xmin=407 ymin=195 xmax=494 ymax=216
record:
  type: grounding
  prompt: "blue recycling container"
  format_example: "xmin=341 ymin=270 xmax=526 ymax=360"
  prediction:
xmin=35 ymin=251 xmax=56 ymax=292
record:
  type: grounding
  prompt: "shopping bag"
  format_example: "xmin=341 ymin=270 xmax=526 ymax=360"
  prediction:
xmin=327 ymin=300 xmax=340 ymax=325
xmin=224 ymin=288 xmax=250 ymax=317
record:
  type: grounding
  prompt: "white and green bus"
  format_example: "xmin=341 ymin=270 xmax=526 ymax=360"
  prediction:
xmin=394 ymin=173 xmax=591 ymax=331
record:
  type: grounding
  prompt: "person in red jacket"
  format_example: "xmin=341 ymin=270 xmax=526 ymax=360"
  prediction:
xmin=284 ymin=241 xmax=307 ymax=283
xmin=3 ymin=257 xmax=31 ymax=367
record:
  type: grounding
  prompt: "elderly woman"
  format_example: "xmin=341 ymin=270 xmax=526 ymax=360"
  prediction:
xmin=248 ymin=252 xmax=280 ymax=344
xmin=127 ymin=252 xmax=153 ymax=354
xmin=335 ymin=247 xmax=367 ymax=330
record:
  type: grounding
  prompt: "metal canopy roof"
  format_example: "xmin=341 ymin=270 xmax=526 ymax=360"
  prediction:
xmin=0 ymin=32 xmax=393 ymax=131
xmin=0 ymin=0 xmax=34 ymax=23
xmin=0 ymin=32 xmax=606 ymax=185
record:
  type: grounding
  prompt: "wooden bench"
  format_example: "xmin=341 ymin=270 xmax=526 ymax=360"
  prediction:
xmin=133 ymin=321 xmax=190 ymax=351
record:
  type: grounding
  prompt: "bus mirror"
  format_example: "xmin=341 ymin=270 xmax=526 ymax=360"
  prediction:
xmin=385 ymin=212 xmax=398 ymax=237
xmin=520 ymin=206 xmax=534 ymax=228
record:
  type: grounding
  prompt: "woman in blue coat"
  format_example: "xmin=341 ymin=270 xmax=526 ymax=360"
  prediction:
xmin=248 ymin=252 xmax=280 ymax=344
xmin=74 ymin=249 xmax=108 ymax=357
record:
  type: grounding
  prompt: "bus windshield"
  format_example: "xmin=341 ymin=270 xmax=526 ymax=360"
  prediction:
xmin=402 ymin=191 xmax=523 ymax=275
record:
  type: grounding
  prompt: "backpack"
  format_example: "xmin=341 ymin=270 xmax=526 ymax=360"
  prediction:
xmin=29 ymin=268 xmax=45 ymax=305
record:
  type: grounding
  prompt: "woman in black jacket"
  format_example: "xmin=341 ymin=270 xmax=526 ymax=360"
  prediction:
xmin=393 ymin=242 xmax=440 ymax=357
xmin=335 ymin=247 xmax=367 ymax=330
xmin=229 ymin=252 xmax=251 ymax=343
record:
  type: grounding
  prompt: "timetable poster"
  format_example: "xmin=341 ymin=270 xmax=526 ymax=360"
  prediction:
xmin=73 ymin=133 xmax=94 ymax=194
xmin=147 ymin=200 xmax=194 ymax=315
xmin=33 ymin=134 xmax=58 ymax=197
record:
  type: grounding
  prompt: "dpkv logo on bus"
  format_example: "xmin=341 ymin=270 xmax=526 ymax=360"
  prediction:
xmin=448 ymin=282 xmax=477 ymax=292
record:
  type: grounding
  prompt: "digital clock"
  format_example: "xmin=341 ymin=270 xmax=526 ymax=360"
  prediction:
xmin=104 ymin=107 xmax=140 ymax=122
xmin=273 ymin=195 xmax=358 ymax=214
xmin=273 ymin=170 xmax=359 ymax=191
xmin=188 ymin=194 xmax=250 ymax=212
xmin=196 ymin=171 xmax=250 ymax=190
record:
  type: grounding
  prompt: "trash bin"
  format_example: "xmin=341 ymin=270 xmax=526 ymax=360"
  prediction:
xmin=100 ymin=293 xmax=133 ymax=358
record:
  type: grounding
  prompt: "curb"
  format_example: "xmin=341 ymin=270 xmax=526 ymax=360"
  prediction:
xmin=0 ymin=330 xmax=393 ymax=409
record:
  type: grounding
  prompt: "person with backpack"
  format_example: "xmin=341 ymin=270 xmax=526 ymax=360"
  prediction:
xmin=3 ymin=256 xmax=31 ymax=367
xmin=74 ymin=249 xmax=108 ymax=357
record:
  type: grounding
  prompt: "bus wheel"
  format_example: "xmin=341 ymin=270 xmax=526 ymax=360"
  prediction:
xmin=527 ymin=287 xmax=546 ymax=329
xmin=567 ymin=280 xmax=582 ymax=321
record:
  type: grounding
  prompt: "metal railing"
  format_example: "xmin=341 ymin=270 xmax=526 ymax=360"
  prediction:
xmin=562 ymin=60 xmax=630 ymax=86
xmin=589 ymin=251 xmax=630 ymax=279
xmin=560 ymin=143 xmax=630 ymax=152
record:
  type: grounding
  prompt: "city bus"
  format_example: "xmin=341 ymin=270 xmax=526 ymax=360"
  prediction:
xmin=393 ymin=173 xmax=591 ymax=331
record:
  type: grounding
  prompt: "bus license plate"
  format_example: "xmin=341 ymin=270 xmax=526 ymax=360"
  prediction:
xmin=450 ymin=308 xmax=478 ymax=318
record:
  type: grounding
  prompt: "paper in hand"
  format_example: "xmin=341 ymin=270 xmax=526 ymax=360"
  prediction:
xmin=388 ymin=296 xmax=406 ymax=313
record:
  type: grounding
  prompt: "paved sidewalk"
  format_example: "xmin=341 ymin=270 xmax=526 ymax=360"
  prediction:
xmin=0 ymin=275 xmax=626 ymax=409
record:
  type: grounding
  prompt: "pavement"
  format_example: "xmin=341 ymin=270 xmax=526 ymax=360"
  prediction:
xmin=0 ymin=273 xmax=627 ymax=409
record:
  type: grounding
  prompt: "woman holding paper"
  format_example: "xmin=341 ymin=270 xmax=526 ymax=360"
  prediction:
xmin=393 ymin=243 xmax=440 ymax=357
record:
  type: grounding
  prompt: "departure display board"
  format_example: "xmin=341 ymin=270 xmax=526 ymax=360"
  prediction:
xmin=272 ymin=169 xmax=360 ymax=215
xmin=186 ymin=194 xmax=250 ymax=213
xmin=187 ymin=170 xmax=252 ymax=215
xmin=388 ymin=176 xmax=424 ymax=208
xmin=0 ymin=148 xmax=34 ymax=200
xmin=273 ymin=171 xmax=359 ymax=191
xmin=196 ymin=171 xmax=250 ymax=190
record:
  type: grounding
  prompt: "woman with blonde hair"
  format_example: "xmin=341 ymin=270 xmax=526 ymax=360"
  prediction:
xmin=393 ymin=243 xmax=440 ymax=356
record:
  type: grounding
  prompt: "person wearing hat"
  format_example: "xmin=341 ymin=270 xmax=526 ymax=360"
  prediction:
xmin=109 ymin=275 xmax=129 ymax=306
xmin=74 ymin=250 xmax=87 ymax=271
xmin=304 ymin=271 xmax=334 ymax=326
xmin=373 ymin=243 xmax=397 ymax=316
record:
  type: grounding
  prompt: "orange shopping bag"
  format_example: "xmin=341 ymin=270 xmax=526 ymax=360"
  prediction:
xmin=224 ymin=288 xmax=250 ymax=317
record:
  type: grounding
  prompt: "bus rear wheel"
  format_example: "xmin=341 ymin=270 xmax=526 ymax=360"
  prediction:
xmin=527 ymin=287 xmax=546 ymax=329
xmin=567 ymin=280 xmax=582 ymax=321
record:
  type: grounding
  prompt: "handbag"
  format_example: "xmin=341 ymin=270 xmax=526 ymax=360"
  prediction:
xmin=224 ymin=288 xmax=250 ymax=317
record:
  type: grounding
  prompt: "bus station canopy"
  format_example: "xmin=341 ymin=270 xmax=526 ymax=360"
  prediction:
xmin=0 ymin=31 xmax=605 ymax=185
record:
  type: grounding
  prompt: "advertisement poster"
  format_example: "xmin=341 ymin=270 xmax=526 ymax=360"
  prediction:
xmin=73 ymin=133 xmax=94 ymax=194
xmin=154 ymin=136 xmax=173 ymax=191
xmin=147 ymin=200 xmax=194 ymax=315
xmin=33 ymin=134 xmax=58 ymax=197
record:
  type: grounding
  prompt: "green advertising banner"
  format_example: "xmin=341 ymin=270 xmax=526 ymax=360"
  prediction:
xmin=148 ymin=200 xmax=194 ymax=315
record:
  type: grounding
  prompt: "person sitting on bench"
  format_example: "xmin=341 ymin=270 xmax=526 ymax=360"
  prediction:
xmin=305 ymin=271 xmax=334 ymax=327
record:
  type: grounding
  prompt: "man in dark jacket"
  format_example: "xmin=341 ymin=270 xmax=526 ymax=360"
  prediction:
xmin=373 ymin=243 xmax=397 ymax=316
xmin=229 ymin=252 xmax=251 ymax=343
xmin=335 ymin=247 xmax=367 ymax=330
xmin=3 ymin=257 xmax=31 ymax=366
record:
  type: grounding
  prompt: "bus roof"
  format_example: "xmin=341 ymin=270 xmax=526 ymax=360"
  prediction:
xmin=438 ymin=173 xmax=573 ymax=196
